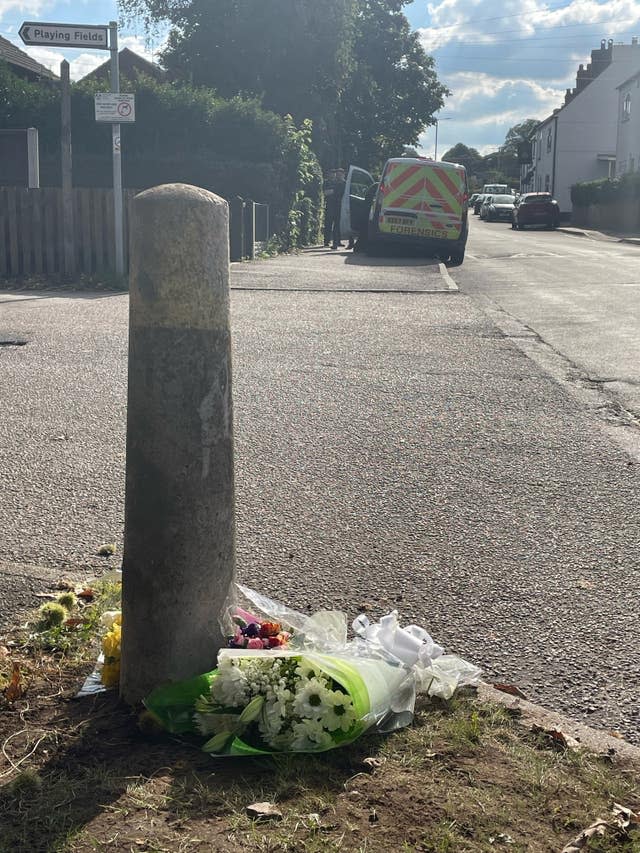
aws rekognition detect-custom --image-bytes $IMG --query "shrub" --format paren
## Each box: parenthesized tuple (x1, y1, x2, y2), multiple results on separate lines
(571, 172, 640, 206)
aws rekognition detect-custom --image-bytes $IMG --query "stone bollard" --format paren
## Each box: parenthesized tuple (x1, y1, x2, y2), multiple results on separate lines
(120, 183, 235, 705)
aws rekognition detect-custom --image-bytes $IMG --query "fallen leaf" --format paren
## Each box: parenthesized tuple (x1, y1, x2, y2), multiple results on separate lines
(561, 819, 612, 852)
(246, 802, 283, 822)
(361, 757, 385, 772)
(577, 578, 596, 590)
(493, 682, 527, 699)
(4, 663, 24, 701)
(77, 588, 95, 602)
(64, 618, 89, 629)
(531, 725, 580, 751)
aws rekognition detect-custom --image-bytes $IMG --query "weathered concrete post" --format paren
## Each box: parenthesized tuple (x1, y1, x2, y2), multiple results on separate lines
(120, 183, 235, 705)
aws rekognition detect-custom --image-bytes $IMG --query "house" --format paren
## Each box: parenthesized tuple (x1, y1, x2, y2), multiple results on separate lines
(530, 39, 640, 215)
(0, 34, 58, 82)
(616, 70, 640, 175)
(78, 47, 166, 84)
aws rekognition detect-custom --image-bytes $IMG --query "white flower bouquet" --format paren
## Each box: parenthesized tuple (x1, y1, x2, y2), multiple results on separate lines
(144, 586, 480, 756)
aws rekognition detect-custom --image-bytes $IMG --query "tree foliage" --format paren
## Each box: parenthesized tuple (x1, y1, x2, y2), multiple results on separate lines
(336, 0, 448, 171)
(119, 0, 354, 122)
(441, 143, 484, 175)
(118, 0, 448, 171)
(500, 118, 539, 156)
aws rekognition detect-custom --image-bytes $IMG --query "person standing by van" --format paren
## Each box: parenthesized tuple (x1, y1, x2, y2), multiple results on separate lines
(322, 169, 336, 246)
(326, 167, 347, 249)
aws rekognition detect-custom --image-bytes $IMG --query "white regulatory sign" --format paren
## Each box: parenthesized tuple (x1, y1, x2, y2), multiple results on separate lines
(95, 93, 136, 123)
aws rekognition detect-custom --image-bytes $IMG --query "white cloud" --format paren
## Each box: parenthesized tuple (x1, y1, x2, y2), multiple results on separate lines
(418, 0, 640, 153)
(0, 0, 48, 17)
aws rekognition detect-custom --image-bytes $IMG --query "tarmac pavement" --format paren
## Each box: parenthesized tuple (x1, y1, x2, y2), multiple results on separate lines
(1, 248, 639, 744)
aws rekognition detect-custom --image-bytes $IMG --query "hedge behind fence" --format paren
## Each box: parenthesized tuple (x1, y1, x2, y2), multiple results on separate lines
(0, 63, 323, 248)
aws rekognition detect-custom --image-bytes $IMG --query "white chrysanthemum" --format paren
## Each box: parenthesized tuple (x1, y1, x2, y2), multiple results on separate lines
(293, 677, 333, 719)
(211, 663, 249, 707)
(295, 658, 320, 680)
(290, 718, 334, 751)
(258, 700, 286, 739)
(320, 690, 357, 733)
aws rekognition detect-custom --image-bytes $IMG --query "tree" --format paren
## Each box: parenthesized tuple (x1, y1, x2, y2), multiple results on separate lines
(119, 0, 354, 126)
(118, 0, 448, 171)
(441, 143, 483, 175)
(501, 119, 539, 157)
(335, 0, 448, 171)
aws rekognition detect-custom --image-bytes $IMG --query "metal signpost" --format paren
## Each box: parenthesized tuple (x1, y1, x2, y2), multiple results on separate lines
(20, 19, 132, 276)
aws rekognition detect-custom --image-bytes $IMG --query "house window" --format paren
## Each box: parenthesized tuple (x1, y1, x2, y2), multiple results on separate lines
(630, 157, 636, 172)
(547, 129, 552, 152)
(545, 174, 550, 191)
(623, 92, 632, 120)
(537, 135, 541, 160)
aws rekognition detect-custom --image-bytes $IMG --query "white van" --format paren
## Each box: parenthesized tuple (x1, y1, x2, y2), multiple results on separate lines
(341, 158, 469, 264)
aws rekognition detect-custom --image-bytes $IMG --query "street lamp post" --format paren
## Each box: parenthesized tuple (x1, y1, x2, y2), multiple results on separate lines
(433, 117, 452, 161)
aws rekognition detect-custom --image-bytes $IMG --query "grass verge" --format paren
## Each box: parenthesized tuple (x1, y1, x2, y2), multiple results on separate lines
(1, 581, 639, 852)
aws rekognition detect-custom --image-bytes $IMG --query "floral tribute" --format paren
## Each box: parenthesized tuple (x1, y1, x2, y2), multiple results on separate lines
(193, 653, 359, 754)
(100, 611, 122, 688)
(228, 606, 291, 650)
(142, 585, 482, 756)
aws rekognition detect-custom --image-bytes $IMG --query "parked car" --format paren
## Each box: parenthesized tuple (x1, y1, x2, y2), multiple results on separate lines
(469, 192, 480, 207)
(512, 192, 560, 230)
(344, 157, 469, 264)
(480, 193, 516, 222)
(473, 194, 486, 215)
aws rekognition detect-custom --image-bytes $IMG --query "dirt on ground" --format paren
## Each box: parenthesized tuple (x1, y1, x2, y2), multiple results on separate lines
(1, 639, 639, 853)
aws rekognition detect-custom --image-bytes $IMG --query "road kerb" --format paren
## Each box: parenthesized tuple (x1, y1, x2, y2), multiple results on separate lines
(438, 262, 459, 291)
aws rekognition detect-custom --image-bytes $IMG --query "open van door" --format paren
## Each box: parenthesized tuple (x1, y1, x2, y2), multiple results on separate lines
(340, 165, 375, 239)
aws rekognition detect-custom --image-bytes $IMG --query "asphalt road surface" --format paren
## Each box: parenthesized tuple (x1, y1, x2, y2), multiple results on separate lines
(1, 228, 639, 744)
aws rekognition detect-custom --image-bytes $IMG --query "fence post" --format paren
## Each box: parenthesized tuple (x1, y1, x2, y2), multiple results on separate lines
(120, 183, 235, 704)
(243, 200, 256, 260)
(229, 196, 245, 261)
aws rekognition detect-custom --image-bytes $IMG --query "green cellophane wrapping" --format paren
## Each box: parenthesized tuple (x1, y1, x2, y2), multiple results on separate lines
(144, 651, 403, 755)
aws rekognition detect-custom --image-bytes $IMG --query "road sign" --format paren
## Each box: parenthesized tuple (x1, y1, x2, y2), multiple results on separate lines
(95, 93, 136, 123)
(19, 22, 109, 50)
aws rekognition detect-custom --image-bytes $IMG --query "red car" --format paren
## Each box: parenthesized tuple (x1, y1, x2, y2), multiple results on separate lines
(512, 193, 560, 230)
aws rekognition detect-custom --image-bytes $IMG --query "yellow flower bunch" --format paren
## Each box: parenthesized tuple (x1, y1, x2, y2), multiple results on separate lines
(101, 613, 122, 688)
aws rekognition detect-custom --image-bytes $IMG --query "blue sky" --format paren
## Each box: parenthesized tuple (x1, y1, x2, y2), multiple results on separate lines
(3, 0, 640, 158)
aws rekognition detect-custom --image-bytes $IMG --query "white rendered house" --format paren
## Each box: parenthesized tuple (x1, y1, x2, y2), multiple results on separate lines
(532, 39, 640, 215)
(616, 70, 640, 175)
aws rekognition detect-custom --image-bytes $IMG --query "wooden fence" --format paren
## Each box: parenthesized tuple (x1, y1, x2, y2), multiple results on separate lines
(0, 187, 136, 278)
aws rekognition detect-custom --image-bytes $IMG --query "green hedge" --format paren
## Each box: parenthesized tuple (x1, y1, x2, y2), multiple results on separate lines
(0, 63, 322, 248)
(571, 172, 640, 206)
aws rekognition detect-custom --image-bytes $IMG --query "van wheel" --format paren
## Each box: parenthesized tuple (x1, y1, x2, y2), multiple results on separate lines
(448, 249, 465, 266)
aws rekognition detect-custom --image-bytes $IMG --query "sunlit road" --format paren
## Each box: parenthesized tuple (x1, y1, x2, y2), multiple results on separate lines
(457, 217, 640, 421)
